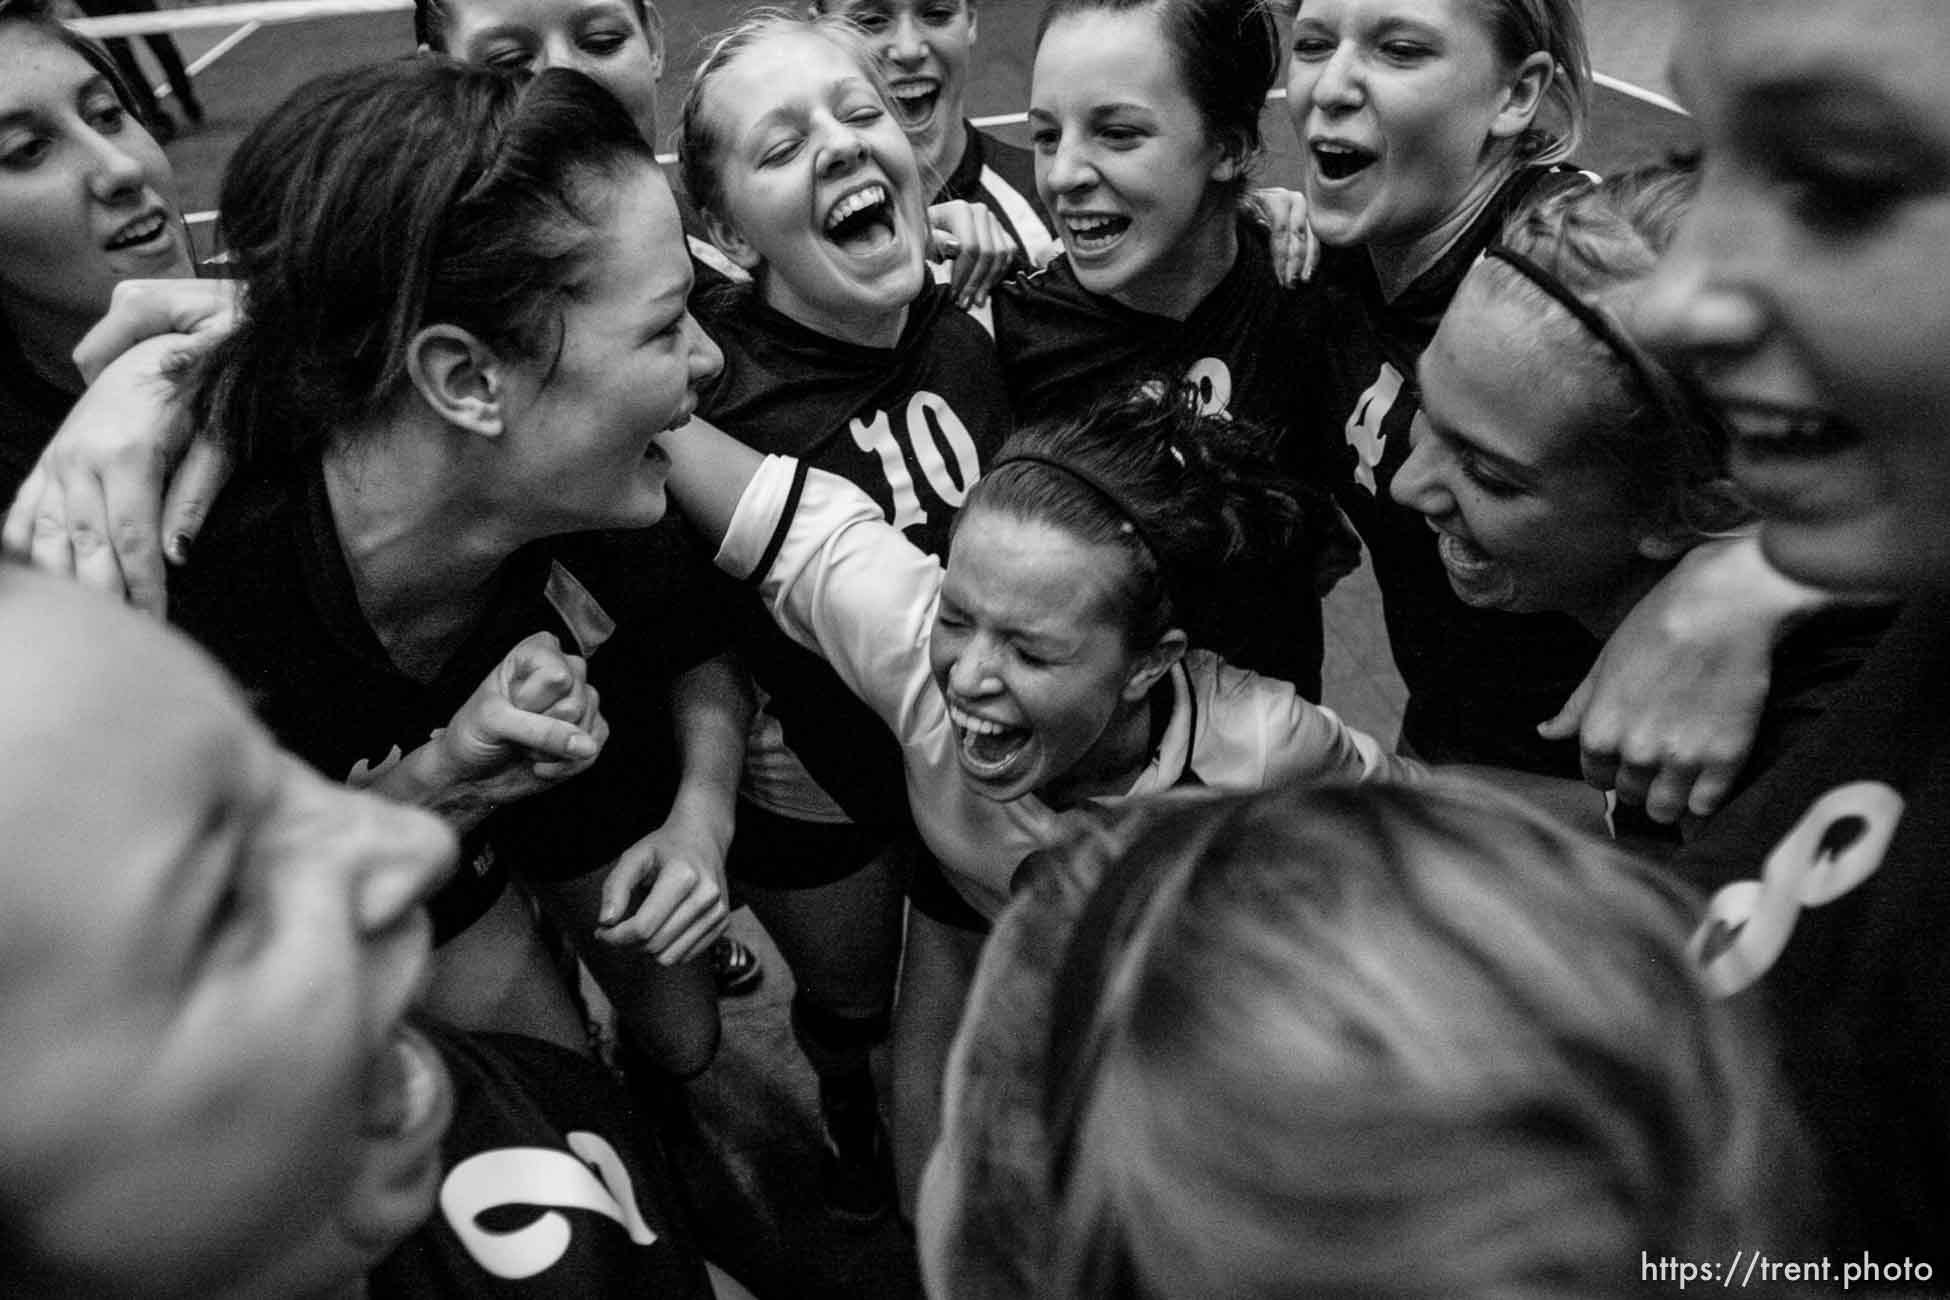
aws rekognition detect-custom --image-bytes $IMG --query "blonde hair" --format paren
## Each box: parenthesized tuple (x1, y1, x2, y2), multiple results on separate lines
(677, 8, 901, 221)
(1478, 160, 1749, 544)
(929, 780, 1806, 1299)
(1473, 0, 1590, 164)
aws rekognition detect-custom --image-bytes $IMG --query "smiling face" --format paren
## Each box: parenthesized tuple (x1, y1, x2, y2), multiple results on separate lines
(1028, 4, 1237, 318)
(1287, 0, 1537, 251)
(0, 24, 192, 350)
(930, 508, 1169, 807)
(1641, 0, 1950, 595)
(438, 0, 664, 144)
(497, 163, 722, 533)
(698, 27, 928, 347)
(0, 570, 458, 1296)
(819, 0, 976, 188)
(1390, 271, 1666, 628)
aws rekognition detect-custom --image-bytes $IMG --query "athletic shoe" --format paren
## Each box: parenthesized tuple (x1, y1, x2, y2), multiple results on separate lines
(819, 1074, 893, 1225)
(709, 935, 764, 998)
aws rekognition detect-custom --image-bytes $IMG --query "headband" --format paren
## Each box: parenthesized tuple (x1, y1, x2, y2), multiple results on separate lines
(989, 451, 1168, 573)
(1480, 243, 1703, 439)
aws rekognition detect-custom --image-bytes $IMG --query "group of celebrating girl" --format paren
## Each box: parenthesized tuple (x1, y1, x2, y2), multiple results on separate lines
(1, 0, 1945, 1293)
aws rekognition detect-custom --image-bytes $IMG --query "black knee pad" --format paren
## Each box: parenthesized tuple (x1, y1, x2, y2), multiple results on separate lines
(616, 1021, 720, 1085)
(791, 996, 892, 1057)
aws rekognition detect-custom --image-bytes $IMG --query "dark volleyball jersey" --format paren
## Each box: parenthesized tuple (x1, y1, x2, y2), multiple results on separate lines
(1611, 604, 1892, 849)
(368, 1022, 714, 1298)
(992, 217, 1335, 697)
(168, 463, 727, 938)
(1673, 591, 1950, 1275)
(1303, 164, 1601, 772)
(933, 122, 1058, 269)
(0, 328, 77, 505)
(694, 278, 1010, 825)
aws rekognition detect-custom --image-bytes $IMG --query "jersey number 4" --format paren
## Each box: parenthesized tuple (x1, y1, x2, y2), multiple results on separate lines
(1345, 362, 1404, 496)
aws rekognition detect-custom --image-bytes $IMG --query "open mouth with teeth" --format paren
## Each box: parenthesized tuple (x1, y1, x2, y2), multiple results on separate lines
(825, 183, 900, 256)
(947, 701, 1033, 781)
(1435, 530, 1495, 582)
(361, 1019, 451, 1147)
(1311, 141, 1377, 183)
(106, 211, 168, 252)
(1431, 527, 1513, 607)
(1720, 402, 1863, 461)
(890, 81, 941, 129)
(1063, 213, 1131, 253)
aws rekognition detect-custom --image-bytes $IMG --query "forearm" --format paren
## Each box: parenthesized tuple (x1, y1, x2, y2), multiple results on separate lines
(1647, 532, 1835, 646)
(368, 740, 499, 833)
(662, 652, 753, 852)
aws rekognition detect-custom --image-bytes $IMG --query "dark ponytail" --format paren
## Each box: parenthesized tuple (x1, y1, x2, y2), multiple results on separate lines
(962, 382, 1308, 655)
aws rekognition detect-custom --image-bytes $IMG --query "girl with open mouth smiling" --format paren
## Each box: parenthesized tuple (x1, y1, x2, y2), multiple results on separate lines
(0, 566, 763, 1297)
(0, 2, 193, 506)
(43, 57, 756, 1119)
(675, 11, 1017, 1222)
(1289, 0, 1607, 779)
(992, 0, 1346, 704)
(655, 382, 1418, 1216)
(811, 0, 1061, 269)
(1632, 0, 1950, 1266)
(1391, 164, 1887, 844)
(1288, 0, 1834, 827)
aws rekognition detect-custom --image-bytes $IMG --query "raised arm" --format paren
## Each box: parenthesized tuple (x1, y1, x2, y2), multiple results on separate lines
(655, 417, 767, 550)
(660, 418, 947, 740)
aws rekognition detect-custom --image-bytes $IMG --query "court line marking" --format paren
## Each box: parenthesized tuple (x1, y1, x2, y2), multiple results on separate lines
(1593, 71, 1688, 118)
(153, 19, 261, 105)
(71, 0, 411, 39)
(187, 19, 261, 75)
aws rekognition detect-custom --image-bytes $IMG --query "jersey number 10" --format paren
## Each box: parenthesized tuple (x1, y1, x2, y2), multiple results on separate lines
(850, 390, 985, 534)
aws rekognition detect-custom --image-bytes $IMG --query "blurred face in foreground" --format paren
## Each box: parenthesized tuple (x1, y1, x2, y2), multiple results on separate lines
(0, 570, 459, 1296)
(1644, 0, 1950, 594)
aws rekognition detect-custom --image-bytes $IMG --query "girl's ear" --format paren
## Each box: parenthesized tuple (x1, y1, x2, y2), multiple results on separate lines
(1208, 130, 1247, 187)
(407, 324, 509, 438)
(702, 208, 764, 272)
(1637, 480, 1747, 561)
(1488, 50, 1555, 142)
(1121, 628, 1188, 704)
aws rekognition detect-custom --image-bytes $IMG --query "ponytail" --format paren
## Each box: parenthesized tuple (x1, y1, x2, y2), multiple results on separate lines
(962, 382, 1310, 654)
